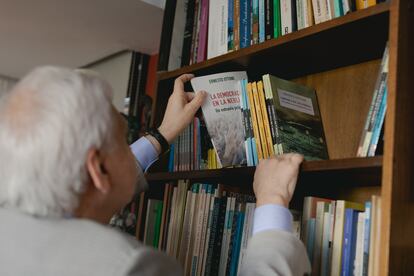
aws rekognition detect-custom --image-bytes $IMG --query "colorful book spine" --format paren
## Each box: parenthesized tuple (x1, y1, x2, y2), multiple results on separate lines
(341, 209, 359, 276)
(367, 85, 388, 156)
(257, 81, 274, 156)
(273, 0, 281, 38)
(229, 210, 245, 276)
(252, 0, 259, 44)
(240, 0, 251, 48)
(228, 0, 235, 51)
(246, 82, 263, 160)
(259, 0, 265, 42)
(197, 0, 209, 63)
(333, 0, 344, 17)
(265, 0, 274, 39)
(362, 202, 372, 276)
(234, 0, 241, 50)
(252, 82, 269, 158)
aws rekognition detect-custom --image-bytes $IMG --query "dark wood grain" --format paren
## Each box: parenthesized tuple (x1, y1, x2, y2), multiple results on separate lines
(379, 0, 414, 274)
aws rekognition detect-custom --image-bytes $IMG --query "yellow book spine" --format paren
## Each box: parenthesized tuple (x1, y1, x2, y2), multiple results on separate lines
(257, 81, 274, 156)
(246, 82, 263, 160)
(252, 82, 269, 158)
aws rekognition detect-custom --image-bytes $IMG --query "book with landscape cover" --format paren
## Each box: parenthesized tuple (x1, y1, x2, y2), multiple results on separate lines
(263, 74, 329, 160)
(191, 72, 248, 167)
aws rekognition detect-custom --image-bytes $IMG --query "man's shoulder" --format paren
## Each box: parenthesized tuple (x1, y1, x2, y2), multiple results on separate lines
(0, 208, 170, 276)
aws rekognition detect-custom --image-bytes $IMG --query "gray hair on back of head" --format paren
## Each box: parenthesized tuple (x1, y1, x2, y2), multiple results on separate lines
(0, 66, 114, 217)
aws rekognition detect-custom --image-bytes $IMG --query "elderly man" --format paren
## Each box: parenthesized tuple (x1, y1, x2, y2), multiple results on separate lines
(0, 66, 310, 275)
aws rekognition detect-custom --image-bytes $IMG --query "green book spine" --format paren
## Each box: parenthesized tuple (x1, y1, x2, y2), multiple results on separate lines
(273, 0, 281, 38)
(153, 202, 163, 248)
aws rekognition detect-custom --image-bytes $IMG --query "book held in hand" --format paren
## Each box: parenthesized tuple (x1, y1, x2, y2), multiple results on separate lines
(191, 72, 248, 167)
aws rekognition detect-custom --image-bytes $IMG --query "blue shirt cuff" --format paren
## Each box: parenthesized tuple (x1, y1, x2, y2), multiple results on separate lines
(253, 204, 293, 235)
(130, 137, 159, 172)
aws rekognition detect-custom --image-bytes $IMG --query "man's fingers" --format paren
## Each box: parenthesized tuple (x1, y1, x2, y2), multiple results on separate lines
(186, 92, 195, 101)
(174, 74, 195, 93)
(185, 90, 207, 114)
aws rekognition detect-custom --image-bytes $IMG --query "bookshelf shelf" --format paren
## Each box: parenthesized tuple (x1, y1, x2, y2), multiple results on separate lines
(145, 156, 382, 187)
(157, 3, 389, 81)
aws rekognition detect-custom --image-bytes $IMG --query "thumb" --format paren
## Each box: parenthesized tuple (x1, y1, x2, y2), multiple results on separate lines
(185, 90, 207, 114)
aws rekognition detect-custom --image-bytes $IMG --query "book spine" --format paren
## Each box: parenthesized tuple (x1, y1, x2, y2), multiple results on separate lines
(204, 197, 221, 276)
(306, 0, 315, 27)
(240, 0, 251, 48)
(191, 185, 207, 275)
(291, 0, 298, 31)
(367, 87, 387, 157)
(190, 0, 201, 64)
(312, 202, 327, 275)
(168, 0, 188, 71)
(246, 82, 263, 160)
(296, 0, 304, 30)
(312, 0, 324, 24)
(184, 184, 200, 275)
(197, 0, 209, 62)
(153, 201, 163, 248)
(362, 202, 372, 276)
(331, 201, 345, 276)
(210, 197, 228, 276)
(201, 195, 216, 276)
(158, 0, 178, 70)
(197, 188, 212, 275)
(252, 82, 269, 158)
(257, 81, 274, 156)
(259, 0, 265, 42)
(234, 0, 241, 50)
(228, 0, 235, 51)
(321, 210, 332, 276)
(341, 209, 354, 276)
(225, 208, 239, 276)
(181, 0, 196, 66)
(265, 0, 274, 40)
(230, 210, 245, 276)
(306, 218, 316, 263)
(262, 75, 280, 154)
(252, 0, 259, 44)
(178, 190, 193, 264)
(239, 80, 252, 166)
(354, 212, 366, 276)
(273, 0, 281, 38)
(333, 0, 344, 17)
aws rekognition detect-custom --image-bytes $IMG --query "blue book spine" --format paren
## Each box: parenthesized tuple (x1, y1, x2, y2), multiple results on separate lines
(243, 79, 258, 165)
(306, 218, 316, 263)
(368, 87, 387, 156)
(259, 0, 265, 42)
(228, 0, 234, 50)
(334, 0, 344, 17)
(168, 144, 175, 172)
(230, 212, 245, 276)
(342, 209, 358, 276)
(240, 0, 251, 48)
(362, 202, 371, 276)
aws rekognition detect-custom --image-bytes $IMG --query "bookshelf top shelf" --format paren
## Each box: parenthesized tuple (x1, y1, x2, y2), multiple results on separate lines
(157, 3, 389, 82)
(145, 156, 383, 188)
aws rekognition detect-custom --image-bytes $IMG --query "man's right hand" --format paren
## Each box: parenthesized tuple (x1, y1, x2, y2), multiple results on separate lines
(253, 154, 304, 208)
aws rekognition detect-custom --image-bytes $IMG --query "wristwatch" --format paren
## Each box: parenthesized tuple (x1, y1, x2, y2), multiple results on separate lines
(147, 128, 170, 155)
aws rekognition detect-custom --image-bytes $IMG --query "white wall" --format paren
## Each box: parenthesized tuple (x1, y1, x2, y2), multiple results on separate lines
(0, 76, 17, 97)
(87, 51, 132, 112)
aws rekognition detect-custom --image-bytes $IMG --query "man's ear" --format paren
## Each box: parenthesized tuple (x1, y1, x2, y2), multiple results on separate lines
(86, 148, 111, 194)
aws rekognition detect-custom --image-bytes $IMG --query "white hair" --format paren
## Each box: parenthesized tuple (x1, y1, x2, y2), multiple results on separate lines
(0, 66, 114, 217)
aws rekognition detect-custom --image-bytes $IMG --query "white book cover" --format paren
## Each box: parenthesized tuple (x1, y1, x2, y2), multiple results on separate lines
(168, 0, 188, 71)
(280, 0, 293, 35)
(191, 72, 248, 167)
(207, 0, 228, 59)
(354, 212, 366, 276)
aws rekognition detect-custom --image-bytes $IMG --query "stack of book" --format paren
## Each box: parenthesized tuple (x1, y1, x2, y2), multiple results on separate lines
(158, 0, 382, 70)
(302, 195, 382, 276)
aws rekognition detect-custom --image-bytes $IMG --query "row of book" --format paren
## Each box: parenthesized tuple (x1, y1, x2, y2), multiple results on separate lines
(356, 44, 389, 157)
(159, 0, 382, 71)
(302, 195, 382, 276)
(112, 181, 300, 276)
(167, 118, 221, 172)
(191, 71, 329, 168)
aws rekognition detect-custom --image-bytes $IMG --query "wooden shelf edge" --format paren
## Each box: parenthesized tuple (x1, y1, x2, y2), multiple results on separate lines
(157, 3, 390, 81)
(145, 156, 383, 182)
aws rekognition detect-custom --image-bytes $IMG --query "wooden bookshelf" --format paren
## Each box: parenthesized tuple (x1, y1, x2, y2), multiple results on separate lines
(150, 1, 414, 274)
(146, 156, 382, 185)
